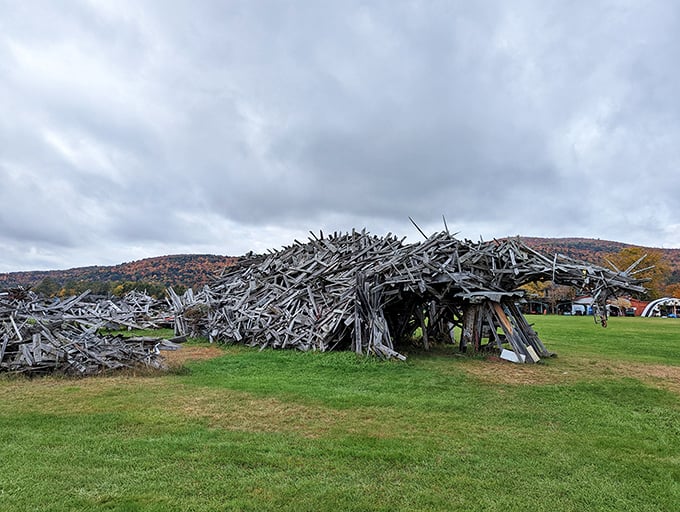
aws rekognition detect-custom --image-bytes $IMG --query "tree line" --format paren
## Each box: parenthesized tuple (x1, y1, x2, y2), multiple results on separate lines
(30, 277, 186, 299)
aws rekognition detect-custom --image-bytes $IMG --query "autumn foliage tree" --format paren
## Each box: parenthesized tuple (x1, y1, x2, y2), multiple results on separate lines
(664, 282, 680, 298)
(602, 247, 670, 300)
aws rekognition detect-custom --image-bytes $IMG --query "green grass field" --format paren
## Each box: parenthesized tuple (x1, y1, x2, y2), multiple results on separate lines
(1, 316, 679, 511)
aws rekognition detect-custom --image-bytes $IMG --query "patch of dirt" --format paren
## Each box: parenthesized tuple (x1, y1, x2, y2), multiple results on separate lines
(462, 358, 564, 386)
(170, 390, 353, 438)
(462, 356, 680, 394)
(604, 361, 680, 394)
(162, 345, 225, 367)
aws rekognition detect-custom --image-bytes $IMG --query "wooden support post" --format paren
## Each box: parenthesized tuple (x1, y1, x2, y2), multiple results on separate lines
(416, 307, 429, 350)
(460, 304, 482, 353)
(505, 301, 553, 357)
(473, 304, 484, 352)
(490, 301, 534, 362)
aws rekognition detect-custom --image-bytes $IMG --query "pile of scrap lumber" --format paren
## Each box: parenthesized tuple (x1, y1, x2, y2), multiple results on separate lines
(0, 288, 172, 331)
(171, 230, 647, 362)
(0, 288, 181, 375)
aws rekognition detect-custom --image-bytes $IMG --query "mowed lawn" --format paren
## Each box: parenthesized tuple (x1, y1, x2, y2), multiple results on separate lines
(1, 316, 679, 511)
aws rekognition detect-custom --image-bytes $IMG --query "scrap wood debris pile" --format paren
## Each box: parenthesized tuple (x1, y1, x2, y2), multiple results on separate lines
(0, 288, 181, 375)
(170, 230, 647, 362)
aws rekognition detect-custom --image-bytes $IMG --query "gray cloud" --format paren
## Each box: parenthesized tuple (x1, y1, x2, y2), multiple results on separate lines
(1, 0, 679, 272)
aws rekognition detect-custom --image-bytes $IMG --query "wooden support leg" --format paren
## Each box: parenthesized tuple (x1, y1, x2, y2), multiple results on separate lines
(490, 301, 533, 362)
(460, 304, 481, 353)
(505, 302, 553, 357)
(416, 307, 430, 351)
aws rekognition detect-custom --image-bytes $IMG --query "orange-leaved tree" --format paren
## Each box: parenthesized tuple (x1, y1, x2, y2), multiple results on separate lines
(664, 282, 680, 298)
(602, 247, 670, 300)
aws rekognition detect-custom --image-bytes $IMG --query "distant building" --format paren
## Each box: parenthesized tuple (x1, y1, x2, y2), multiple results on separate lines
(627, 298, 649, 317)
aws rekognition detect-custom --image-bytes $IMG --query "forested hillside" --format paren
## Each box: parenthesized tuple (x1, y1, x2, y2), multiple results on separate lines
(0, 254, 237, 292)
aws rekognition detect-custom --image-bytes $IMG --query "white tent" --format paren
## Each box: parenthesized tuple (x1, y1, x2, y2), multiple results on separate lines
(641, 297, 680, 317)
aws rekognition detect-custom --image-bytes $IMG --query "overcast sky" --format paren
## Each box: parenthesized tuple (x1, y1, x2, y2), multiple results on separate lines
(1, 0, 679, 272)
